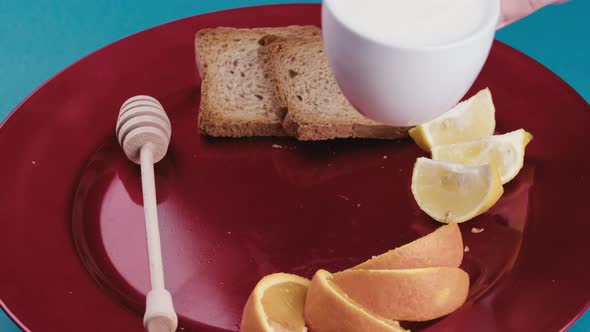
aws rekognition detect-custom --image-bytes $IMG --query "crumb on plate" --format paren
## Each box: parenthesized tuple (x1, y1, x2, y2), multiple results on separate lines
(338, 194, 350, 201)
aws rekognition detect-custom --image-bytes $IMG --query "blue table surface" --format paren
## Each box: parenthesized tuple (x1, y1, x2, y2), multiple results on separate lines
(0, 1, 588, 331)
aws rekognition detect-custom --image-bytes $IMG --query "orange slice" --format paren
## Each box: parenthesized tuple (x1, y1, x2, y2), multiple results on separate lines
(304, 269, 408, 332)
(241, 273, 310, 332)
(333, 268, 469, 322)
(353, 223, 464, 270)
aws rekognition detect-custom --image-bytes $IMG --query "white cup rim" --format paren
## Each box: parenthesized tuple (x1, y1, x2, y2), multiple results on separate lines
(322, 0, 501, 51)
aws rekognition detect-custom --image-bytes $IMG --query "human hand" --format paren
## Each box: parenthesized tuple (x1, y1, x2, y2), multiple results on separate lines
(499, 0, 566, 28)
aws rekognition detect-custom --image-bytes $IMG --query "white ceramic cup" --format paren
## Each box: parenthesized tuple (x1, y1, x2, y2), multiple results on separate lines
(321, 0, 501, 126)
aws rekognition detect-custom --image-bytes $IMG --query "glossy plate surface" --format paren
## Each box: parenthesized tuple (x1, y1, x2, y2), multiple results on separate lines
(0, 4, 588, 332)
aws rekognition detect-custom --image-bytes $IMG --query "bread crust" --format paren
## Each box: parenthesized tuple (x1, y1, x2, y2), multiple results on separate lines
(195, 26, 320, 137)
(262, 35, 410, 140)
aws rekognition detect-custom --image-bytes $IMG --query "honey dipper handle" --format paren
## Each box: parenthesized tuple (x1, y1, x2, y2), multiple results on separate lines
(139, 143, 178, 332)
(140, 143, 166, 290)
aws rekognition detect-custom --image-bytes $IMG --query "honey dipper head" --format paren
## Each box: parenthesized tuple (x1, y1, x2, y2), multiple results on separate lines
(116, 95, 171, 164)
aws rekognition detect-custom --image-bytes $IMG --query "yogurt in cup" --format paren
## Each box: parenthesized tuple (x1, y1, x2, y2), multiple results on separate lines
(322, 0, 501, 126)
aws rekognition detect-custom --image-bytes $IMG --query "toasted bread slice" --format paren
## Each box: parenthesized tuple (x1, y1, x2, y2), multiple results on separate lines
(195, 26, 320, 137)
(262, 36, 409, 141)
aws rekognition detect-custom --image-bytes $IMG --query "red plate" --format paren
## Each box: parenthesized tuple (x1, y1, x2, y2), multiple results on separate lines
(0, 4, 588, 332)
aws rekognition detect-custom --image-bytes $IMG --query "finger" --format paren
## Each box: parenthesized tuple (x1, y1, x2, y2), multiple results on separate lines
(529, 0, 562, 11)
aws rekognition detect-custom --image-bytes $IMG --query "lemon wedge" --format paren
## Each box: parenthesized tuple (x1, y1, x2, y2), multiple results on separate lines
(241, 273, 310, 332)
(411, 157, 503, 223)
(409, 88, 496, 152)
(432, 129, 533, 184)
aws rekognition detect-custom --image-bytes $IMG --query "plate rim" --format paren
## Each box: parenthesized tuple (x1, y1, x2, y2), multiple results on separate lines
(0, 3, 589, 331)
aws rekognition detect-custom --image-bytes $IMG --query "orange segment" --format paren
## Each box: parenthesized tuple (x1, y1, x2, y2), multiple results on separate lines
(353, 223, 463, 270)
(332, 268, 469, 322)
(304, 270, 408, 332)
(241, 273, 310, 332)
(242, 215, 470, 331)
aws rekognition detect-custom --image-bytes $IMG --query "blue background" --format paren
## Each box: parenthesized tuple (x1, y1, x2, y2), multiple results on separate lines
(0, 1, 588, 331)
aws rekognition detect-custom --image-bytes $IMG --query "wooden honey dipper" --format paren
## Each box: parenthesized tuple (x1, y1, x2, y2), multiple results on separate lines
(116, 96, 177, 332)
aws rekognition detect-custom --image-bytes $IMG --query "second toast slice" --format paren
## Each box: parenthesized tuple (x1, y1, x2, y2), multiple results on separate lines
(263, 35, 409, 141)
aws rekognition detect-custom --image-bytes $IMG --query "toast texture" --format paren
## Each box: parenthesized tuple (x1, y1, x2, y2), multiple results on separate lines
(263, 36, 409, 141)
(195, 26, 321, 137)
